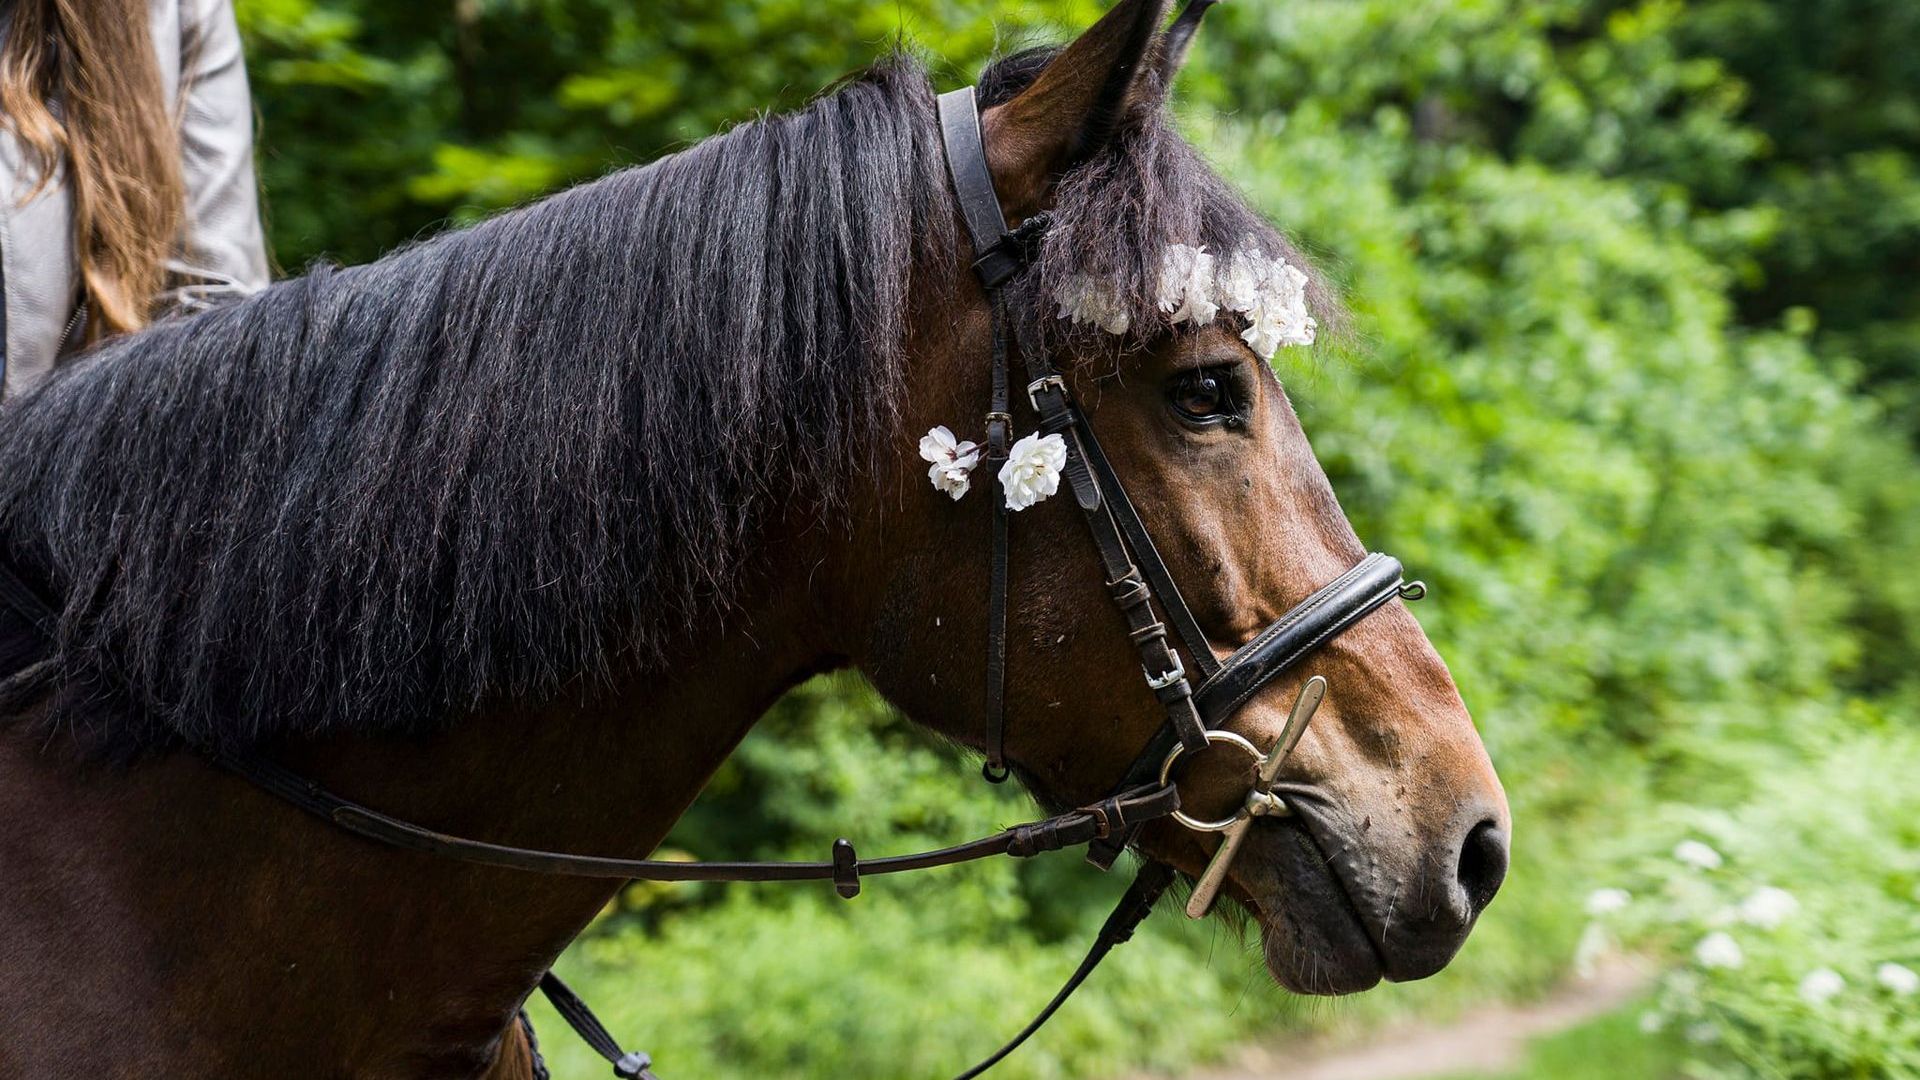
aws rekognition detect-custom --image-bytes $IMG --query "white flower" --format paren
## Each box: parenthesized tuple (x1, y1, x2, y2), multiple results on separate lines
(1586, 888, 1632, 916)
(1638, 1011, 1666, 1034)
(1876, 962, 1919, 996)
(918, 425, 980, 501)
(1156, 244, 1218, 325)
(1216, 247, 1266, 312)
(1674, 840, 1723, 870)
(1217, 247, 1316, 357)
(1054, 274, 1131, 335)
(1694, 931, 1744, 969)
(1798, 967, 1845, 1004)
(1738, 886, 1800, 929)
(998, 432, 1067, 511)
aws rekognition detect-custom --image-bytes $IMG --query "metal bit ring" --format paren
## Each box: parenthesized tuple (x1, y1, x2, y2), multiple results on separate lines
(1157, 730, 1265, 833)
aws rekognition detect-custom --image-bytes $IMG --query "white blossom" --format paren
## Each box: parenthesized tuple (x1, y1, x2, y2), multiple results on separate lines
(1054, 274, 1131, 335)
(1798, 967, 1845, 1004)
(1218, 247, 1316, 357)
(1638, 1011, 1666, 1034)
(1694, 931, 1744, 969)
(1156, 244, 1218, 325)
(918, 425, 980, 501)
(1738, 886, 1800, 929)
(1586, 888, 1632, 916)
(1054, 239, 1318, 354)
(999, 432, 1067, 511)
(1674, 839, 1723, 870)
(1877, 962, 1919, 996)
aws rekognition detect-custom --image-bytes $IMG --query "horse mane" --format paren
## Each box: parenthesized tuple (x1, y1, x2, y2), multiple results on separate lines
(0, 47, 1328, 752)
(0, 57, 951, 748)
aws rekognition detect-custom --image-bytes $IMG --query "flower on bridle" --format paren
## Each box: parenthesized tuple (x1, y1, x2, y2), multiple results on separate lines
(1054, 238, 1318, 358)
(999, 432, 1067, 511)
(918, 425, 980, 500)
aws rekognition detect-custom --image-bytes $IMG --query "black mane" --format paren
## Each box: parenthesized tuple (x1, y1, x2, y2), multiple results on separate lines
(0, 49, 1324, 751)
(0, 58, 951, 747)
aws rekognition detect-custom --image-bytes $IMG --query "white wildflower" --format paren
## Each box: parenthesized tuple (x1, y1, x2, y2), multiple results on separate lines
(998, 432, 1067, 511)
(1738, 886, 1800, 929)
(1674, 839, 1723, 870)
(918, 425, 981, 501)
(1798, 967, 1845, 1005)
(1876, 962, 1919, 996)
(1054, 274, 1131, 335)
(1586, 888, 1632, 916)
(1694, 931, 1744, 969)
(1156, 243, 1218, 325)
(1638, 1011, 1666, 1034)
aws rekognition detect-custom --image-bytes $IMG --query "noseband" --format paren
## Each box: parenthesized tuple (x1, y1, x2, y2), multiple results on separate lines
(0, 85, 1420, 1080)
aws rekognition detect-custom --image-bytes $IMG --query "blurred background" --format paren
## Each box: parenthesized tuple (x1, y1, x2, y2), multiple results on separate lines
(237, 1, 1920, 1076)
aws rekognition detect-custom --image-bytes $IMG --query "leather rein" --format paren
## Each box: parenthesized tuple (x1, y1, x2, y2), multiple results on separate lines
(0, 85, 1420, 1080)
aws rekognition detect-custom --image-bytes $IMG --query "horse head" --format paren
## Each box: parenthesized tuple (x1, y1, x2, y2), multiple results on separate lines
(848, 0, 1510, 995)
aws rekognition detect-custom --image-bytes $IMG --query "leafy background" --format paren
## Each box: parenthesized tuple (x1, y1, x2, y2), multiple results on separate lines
(234, 1, 1920, 1076)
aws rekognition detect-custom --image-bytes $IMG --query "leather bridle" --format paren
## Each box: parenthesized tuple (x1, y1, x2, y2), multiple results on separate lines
(0, 85, 1422, 1080)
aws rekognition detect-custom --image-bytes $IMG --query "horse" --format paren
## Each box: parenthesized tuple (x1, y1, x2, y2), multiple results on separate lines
(0, 1, 1509, 1076)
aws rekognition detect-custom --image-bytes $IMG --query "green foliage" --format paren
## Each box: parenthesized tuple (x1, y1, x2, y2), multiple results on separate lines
(1591, 728, 1920, 1078)
(238, 0, 1101, 266)
(235, 2, 1920, 1077)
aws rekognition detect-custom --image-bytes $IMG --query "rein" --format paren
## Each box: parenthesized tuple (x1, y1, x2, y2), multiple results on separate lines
(0, 83, 1421, 1080)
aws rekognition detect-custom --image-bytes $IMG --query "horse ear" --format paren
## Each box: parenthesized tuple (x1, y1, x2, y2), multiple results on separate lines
(1156, 0, 1219, 89)
(980, 0, 1172, 217)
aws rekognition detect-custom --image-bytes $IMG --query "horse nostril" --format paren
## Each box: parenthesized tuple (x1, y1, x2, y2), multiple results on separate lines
(1456, 819, 1509, 914)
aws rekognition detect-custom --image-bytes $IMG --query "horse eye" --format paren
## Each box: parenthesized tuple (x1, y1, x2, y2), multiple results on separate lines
(1169, 368, 1235, 422)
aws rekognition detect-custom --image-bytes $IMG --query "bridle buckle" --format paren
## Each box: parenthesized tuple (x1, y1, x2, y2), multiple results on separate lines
(1142, 656, 1186, 692)
(1027, 373, 1067, 411)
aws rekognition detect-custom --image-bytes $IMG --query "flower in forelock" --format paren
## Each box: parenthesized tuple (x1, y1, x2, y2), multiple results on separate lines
(1798, 967, 1845, 1005)
(999, 432, 1067, 511)
(1674, 839, 1723, 870)
(1218, 247, 1316, 358)
(1737, 885, 1799, 929)
(1156, 243, 1218, 326)
(1054, 274, 1131, 335)
(918, 425, 980, 501)
(1693, 931, 1743, 970)
(1877, 962, 1919, 996)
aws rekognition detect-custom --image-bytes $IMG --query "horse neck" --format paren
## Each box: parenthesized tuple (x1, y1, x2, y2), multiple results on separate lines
(0, 568, 840, 1077)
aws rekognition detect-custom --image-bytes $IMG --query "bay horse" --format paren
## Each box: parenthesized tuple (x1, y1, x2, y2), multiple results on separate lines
(0, 1, 1508, 1076)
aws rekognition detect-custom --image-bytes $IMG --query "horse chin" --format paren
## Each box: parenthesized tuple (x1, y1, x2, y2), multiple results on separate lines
(1233, 821, 1385, 996)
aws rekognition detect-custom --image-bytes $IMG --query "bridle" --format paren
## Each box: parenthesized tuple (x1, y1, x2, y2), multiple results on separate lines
(0, 85, 1421, 1080)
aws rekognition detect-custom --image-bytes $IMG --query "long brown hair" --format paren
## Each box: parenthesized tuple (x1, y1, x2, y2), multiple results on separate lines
(1, 0, 184, 343)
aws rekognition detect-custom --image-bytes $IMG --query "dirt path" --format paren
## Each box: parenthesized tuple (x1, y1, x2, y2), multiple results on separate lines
(1158, 959, 1650, 1080)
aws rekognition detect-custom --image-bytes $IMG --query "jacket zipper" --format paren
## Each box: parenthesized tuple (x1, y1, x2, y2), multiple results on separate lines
(57, 298, 86, 355)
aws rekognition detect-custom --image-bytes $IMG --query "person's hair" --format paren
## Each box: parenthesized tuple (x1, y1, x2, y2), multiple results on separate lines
(0, 0, 184, 343)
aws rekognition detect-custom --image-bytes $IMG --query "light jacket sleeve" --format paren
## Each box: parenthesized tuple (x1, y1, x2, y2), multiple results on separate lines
(163, 0, 269, 312)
